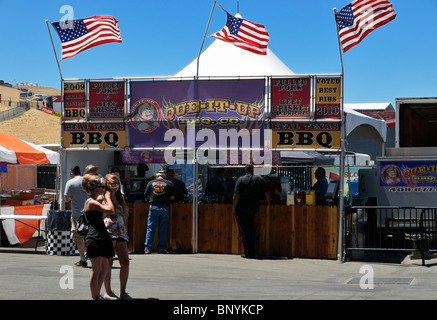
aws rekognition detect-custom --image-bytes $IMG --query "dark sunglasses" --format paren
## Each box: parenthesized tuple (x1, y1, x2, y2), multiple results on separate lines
(109, 181, 120, 187)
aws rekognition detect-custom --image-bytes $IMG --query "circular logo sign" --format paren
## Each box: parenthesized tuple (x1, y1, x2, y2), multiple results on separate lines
(130, 98, 162, 133)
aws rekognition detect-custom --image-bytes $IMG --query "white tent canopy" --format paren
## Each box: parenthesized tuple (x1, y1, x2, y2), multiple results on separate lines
(174, 39, 294, 78)
(345, 102, 394, 112)
(280, 151, 335, 165)
(344, 105, 386, 142)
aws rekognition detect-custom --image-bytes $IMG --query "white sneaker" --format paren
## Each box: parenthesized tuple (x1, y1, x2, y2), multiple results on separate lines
(103, 292, 119, 300)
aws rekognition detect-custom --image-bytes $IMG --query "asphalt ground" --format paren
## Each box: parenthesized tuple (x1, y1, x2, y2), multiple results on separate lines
(0, 241, 436, 318)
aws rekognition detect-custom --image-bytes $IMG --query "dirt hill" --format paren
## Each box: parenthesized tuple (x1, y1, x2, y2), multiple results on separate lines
(14, 85, 61, 97)
(0, 85, 61, 145)
(0, 85, 22, 103)
(1, 108, 61, 144)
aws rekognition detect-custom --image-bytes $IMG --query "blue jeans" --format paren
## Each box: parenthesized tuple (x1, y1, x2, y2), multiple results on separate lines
(144, 204, 169, 252)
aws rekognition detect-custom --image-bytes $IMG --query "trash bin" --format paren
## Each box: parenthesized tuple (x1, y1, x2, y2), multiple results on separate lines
(46, 210, 75, 256)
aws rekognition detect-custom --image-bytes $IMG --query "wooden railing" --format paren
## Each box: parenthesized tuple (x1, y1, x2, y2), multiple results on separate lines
(126, 203, 338, 259)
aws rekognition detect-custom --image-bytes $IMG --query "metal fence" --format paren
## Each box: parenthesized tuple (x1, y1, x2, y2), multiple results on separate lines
(270, 165, 313, 190)
(345, 206, 437, 265)
(0, 102, 27, 120)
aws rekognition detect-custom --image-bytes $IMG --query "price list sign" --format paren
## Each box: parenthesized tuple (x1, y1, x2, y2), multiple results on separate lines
(315, 77, 341, 119)
(270, 77, 311, 119)
(63, 82, 86, 120)
(89, 81, 125, 120)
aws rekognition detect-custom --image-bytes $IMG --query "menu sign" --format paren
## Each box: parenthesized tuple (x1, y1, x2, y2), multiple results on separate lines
(63, 82, 86, 120)
(63, 122, 126, 148)
(271, 121, 341, 149)
(315, 77, 341, 119)
(270, 77, 311, 119)
(89, 81, 125, 120)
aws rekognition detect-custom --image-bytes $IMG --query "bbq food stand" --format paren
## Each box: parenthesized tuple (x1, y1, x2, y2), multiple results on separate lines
(59, 74, 344, 260)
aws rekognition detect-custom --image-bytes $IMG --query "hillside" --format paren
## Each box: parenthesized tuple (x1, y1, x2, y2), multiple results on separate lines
(14, 85, 61, 97)
(0, 85, 61, 107)
(0, 108, 61, 144)
(0, 85, 61, 144)
(0, 85, 22, 104)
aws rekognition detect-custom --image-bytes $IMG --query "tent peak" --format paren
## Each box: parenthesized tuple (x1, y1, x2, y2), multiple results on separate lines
(175, 39, 294, 78)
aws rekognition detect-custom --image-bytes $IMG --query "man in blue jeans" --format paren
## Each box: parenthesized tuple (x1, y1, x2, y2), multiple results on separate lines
(144, 171, 175, 254)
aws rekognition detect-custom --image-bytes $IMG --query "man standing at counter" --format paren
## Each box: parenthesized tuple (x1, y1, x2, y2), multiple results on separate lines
(311, 167, 328, 206)
(233, 164, 270, 259)
(144, 171, 175, 254)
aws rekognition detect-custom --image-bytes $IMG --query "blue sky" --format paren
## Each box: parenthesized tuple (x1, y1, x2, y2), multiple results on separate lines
(1, 0, 436, 107)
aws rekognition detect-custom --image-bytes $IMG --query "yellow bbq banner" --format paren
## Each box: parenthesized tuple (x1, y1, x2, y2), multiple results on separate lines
(271, 122, 341, 149)
(63, 123, 126, 148)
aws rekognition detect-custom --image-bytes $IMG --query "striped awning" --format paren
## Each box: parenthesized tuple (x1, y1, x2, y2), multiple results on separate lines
(0, 132, 59, 164)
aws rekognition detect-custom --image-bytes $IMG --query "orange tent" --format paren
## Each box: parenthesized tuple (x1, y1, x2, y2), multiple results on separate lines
(0, 204, 49, 245)
(0, 131, 58, 164)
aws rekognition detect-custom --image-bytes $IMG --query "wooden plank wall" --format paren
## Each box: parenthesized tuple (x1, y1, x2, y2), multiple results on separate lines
(126, 202, 193, 254)
(126, 203, 338, 259)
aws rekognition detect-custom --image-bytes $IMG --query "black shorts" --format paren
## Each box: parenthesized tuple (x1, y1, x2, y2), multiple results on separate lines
(85, 239, 115, 259)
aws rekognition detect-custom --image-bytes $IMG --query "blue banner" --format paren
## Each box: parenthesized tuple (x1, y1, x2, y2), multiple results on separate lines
(380, 161, 437, 187)
(129, 79, 266, 148)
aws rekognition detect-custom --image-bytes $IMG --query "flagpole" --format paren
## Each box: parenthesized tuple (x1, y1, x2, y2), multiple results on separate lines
(334, 8, 346, 263)
(196, 1, 217, 79)
(45, 20, 63, 80)
(191, 1, 217, 253)
(45, 19, 64, 211)
(333, 9, 344, 76)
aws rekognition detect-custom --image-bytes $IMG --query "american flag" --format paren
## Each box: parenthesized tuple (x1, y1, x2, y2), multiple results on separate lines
(336, 0, 396, 53)
(211, 10, 269, 55)
(52, 15, 122, 60)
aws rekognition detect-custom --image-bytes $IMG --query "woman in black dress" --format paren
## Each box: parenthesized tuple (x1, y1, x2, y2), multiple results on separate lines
(81, 174, 115, 300)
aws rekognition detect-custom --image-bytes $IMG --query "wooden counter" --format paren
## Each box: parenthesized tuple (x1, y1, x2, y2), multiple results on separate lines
(126, 203, 338, 259)
(126, 202, 193, 254)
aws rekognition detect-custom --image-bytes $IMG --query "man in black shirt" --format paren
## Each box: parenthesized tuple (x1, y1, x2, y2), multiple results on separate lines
(144, 171, 175, 254)
(233, 164, 270, 258)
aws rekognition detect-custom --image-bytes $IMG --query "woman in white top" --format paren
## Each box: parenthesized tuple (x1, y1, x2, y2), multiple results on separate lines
(102, 173, 132, 300)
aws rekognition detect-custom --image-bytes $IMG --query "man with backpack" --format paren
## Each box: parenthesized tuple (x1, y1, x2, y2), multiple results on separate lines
(144, 171, 175, 254)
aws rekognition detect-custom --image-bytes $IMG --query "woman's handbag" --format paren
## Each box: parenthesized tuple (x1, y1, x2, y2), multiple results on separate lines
(77, 212, 89, 236)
